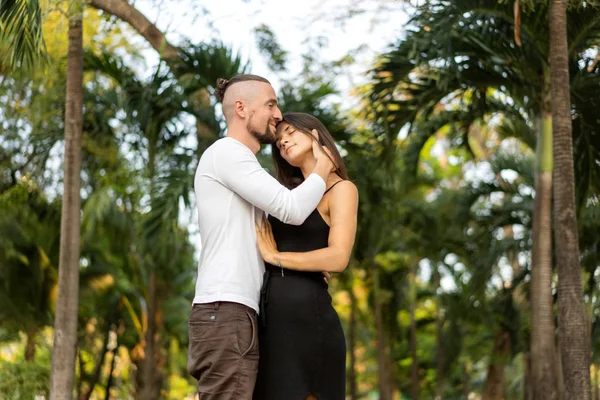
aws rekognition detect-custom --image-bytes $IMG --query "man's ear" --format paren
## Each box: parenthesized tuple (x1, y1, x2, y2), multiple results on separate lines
(234, 100, 246, 118)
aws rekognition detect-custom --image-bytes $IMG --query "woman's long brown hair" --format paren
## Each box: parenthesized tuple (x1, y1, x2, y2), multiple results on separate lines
(272, 112, 348, 189)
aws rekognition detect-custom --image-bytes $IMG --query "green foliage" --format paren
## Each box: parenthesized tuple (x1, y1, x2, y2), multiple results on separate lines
(253, 24, 288, 72)
(0, 181, 59, 338)
(0, 0, 47, 70)
(369, 0, 600, 206)
(0, 359, 50, 399)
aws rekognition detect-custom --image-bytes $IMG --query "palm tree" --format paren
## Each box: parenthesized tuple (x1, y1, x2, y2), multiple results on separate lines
(549, 0, 591, 397)
(85, 55, 189, 399)
(401, 141, 536, 398)
(0, 181, 60, 362)
(368, 1, 600, 396)
(347, 136, 403, 400)
(49, 1, 84, 398)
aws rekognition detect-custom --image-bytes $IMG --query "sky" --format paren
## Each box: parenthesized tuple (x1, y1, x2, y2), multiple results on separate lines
(134, 0, 410, 95)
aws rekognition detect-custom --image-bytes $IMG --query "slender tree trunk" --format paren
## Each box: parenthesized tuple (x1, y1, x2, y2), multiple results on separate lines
(409, 263, 419, 400)
(134, 161, 164, 400)
(373, 267, 393, 400)
(348, 269, 358, 400)
(550, 1, 591, 398)
(50, 5, 84, 399)
(25, 324, 37, 361)
(482, 330, 510, 400)
(556, 341, 566, 400)
(104, 348, 117, 400)
(530, 95, 558, 399)
(136, 272, 161, 400)
(433, 268, 444, 400)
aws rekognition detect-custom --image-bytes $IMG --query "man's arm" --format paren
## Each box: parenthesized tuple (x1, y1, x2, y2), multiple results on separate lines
(258, 181, 359, 272)
(214, 141, 328, 225)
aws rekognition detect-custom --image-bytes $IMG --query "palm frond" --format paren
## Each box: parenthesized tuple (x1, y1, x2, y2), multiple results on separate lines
(142, 152, 195, 244)
(173, 40, 248, 95)
(496, 111, 537, 150)
(0, 0, 46, 71)
(570, 68, 600, 208)
(567, 3, 600, 54)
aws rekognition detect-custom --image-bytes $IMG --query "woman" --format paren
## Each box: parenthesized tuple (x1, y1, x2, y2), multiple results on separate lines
(253, 112, 359, 400)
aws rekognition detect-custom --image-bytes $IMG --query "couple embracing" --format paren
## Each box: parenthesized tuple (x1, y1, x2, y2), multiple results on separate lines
(188, 74, 358, 400)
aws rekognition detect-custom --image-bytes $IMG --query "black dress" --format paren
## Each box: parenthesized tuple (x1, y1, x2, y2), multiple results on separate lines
(253, 207, 346, 400)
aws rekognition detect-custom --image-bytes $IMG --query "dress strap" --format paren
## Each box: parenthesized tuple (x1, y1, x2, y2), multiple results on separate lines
(324, 180, 346, 195)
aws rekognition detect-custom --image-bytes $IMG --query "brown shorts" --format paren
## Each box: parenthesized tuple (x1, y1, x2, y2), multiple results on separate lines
(187, 301, 259, 399)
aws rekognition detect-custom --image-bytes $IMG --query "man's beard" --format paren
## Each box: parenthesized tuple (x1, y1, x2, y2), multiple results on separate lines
(248, 118, 276, 144)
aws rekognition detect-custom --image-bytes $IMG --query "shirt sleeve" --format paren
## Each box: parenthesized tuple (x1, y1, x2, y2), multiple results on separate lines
(214, 140, 326, 225)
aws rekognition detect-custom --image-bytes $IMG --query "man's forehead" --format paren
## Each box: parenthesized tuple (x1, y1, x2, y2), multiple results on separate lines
(224, 80, 274, 102)
(260, 82, 277, 98)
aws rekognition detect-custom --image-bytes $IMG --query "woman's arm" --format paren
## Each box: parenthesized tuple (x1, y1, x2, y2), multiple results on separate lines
(256, 181, 359, 273)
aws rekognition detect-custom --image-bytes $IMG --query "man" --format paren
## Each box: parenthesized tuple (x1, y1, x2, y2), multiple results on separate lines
(187, 74, 334, 399)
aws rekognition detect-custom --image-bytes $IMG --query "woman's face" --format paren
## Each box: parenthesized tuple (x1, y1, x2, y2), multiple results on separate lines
(275, 122, 316, 167)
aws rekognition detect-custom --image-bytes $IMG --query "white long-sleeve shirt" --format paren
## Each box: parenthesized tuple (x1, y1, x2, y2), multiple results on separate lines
(192, 137, 326, 312)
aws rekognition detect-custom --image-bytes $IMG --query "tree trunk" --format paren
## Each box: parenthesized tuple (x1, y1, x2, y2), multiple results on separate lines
(556, 341, 566, 400)
(50, 6, 84, 399)
(89, 0, 178, 60)
(136, 272, 161, 400)
(530, 94, 558, 400)
(348, 270, 358, 400)
(549, 1, 591, 399)
(433, 268, 444, 400)
(482, 330, 510, 400)
(409, 263, 419, 400)
(25, 324, 37, 361)
(373, 267, 393, 400)
(104, 348, 117, 400)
